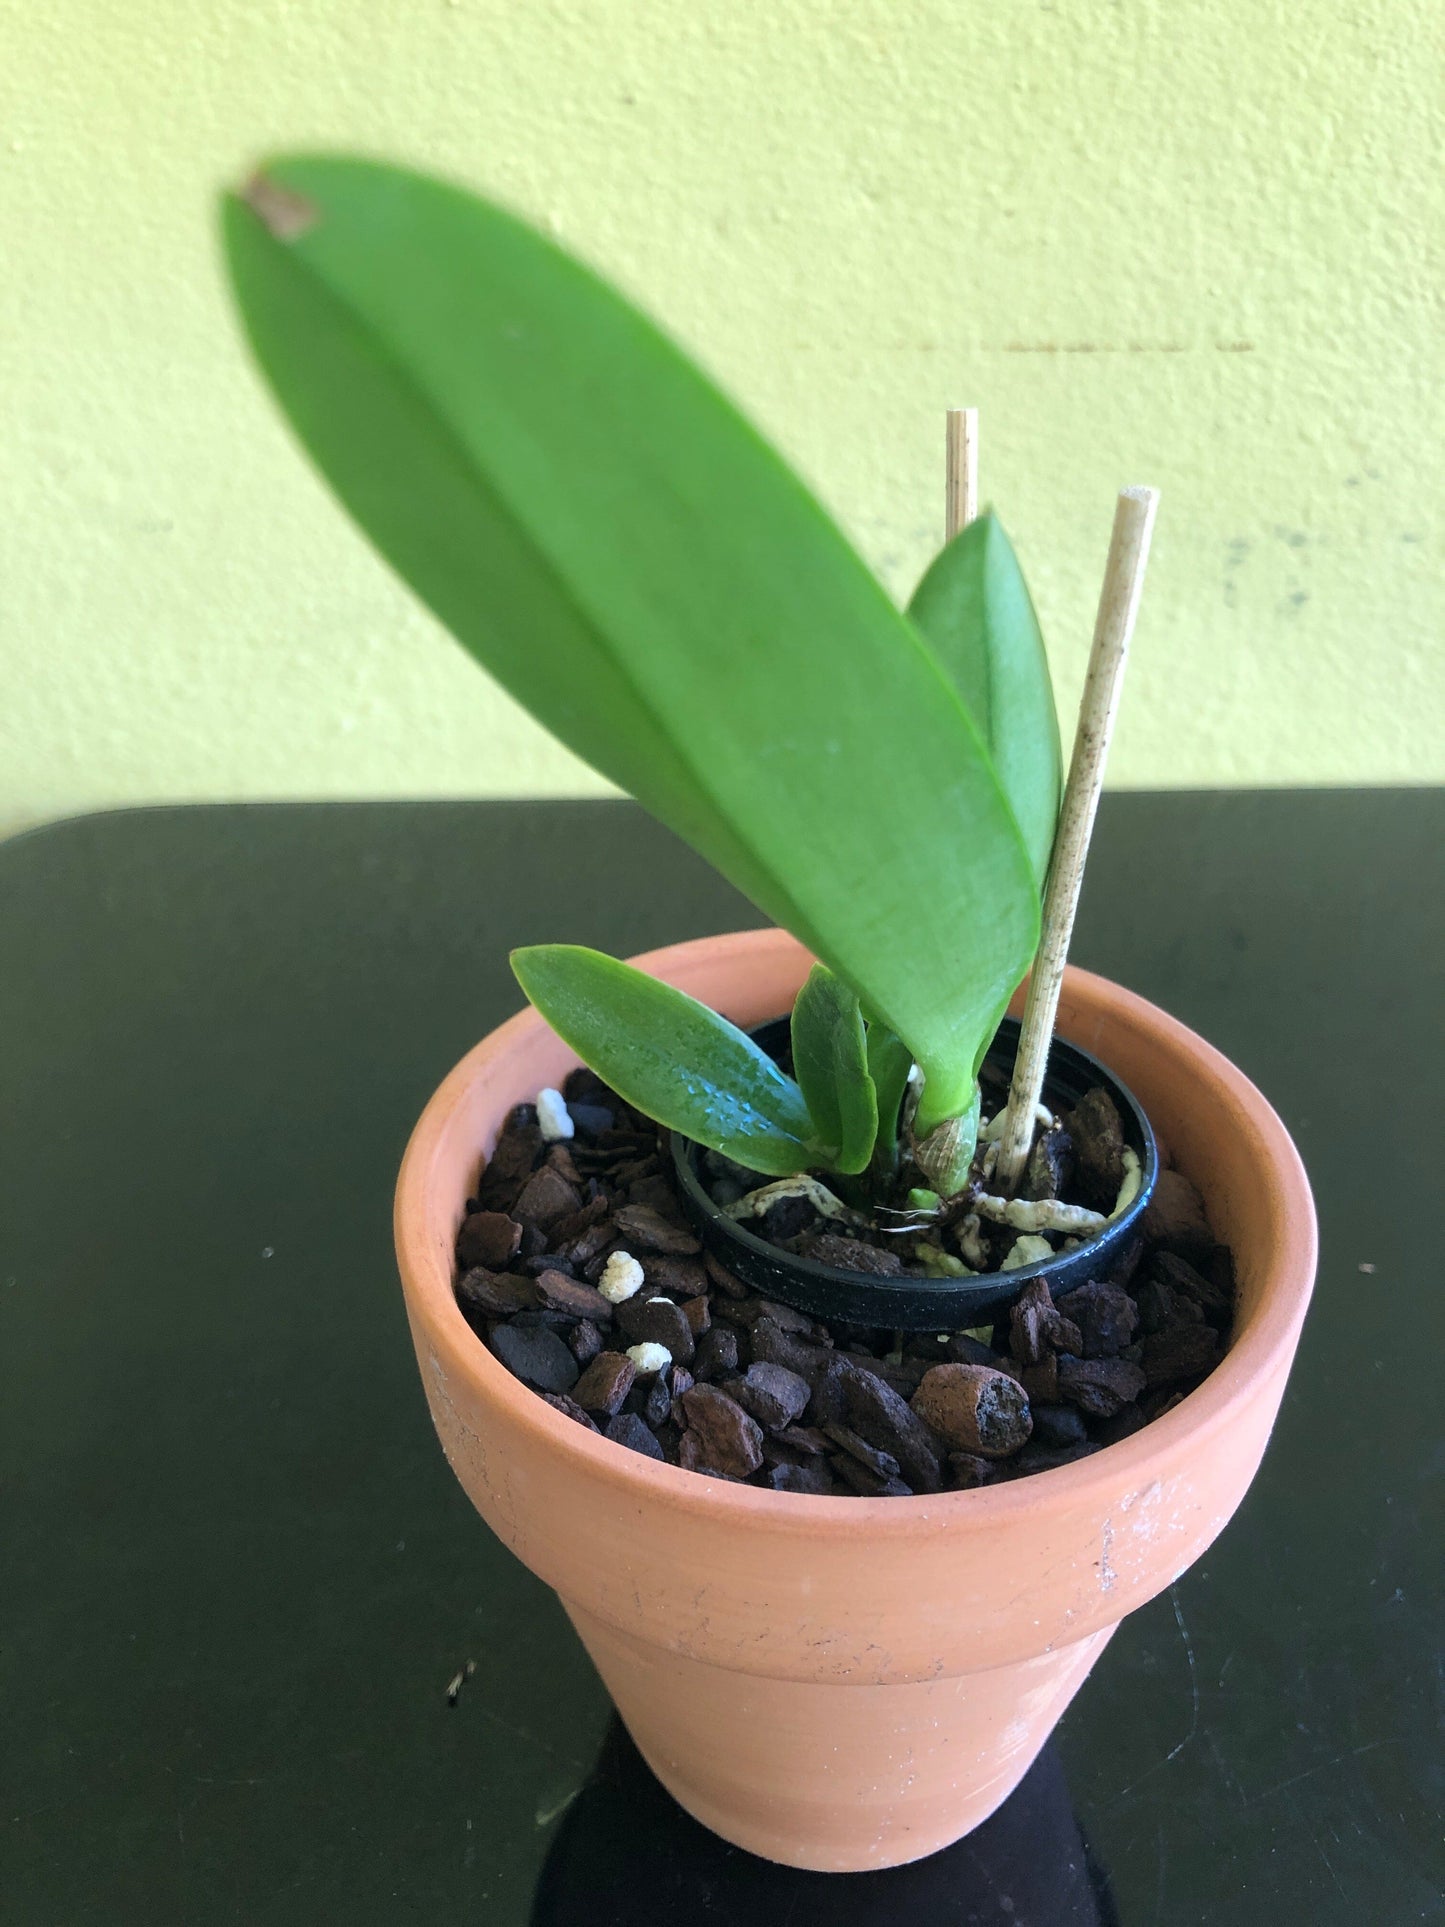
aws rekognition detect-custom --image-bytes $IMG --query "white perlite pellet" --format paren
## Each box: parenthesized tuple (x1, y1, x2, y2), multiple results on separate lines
(535, 1087, 575, 1142)
(598, 1251, 644, 1304)
(626, 1342, 672, 1376)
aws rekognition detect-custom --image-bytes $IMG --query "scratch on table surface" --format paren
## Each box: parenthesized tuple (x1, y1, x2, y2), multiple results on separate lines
(1314, 1831, 1348, 1901)
(1204, 1728, 1247, 1807)
(534, 1786, 581, 1828)
(1255, 1739, 1392, 1801)
(472, 1701, 589, 1774)
(1104, 1584, 1202, 1808)
(1164, 1585, 1200, 1766)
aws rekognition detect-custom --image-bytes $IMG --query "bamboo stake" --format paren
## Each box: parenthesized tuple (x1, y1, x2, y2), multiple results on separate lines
(945, 407, 979, 539)
(992, 485, 1160, 1194)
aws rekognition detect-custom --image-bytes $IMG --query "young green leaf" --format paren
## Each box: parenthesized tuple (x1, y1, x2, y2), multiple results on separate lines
(789, 966, 877, 1175)
(907, 511, 1062, 887)
(864, 1020, 914, 1169)
(222, 157, 1039, 1127)
(511, 945, 819, 1178)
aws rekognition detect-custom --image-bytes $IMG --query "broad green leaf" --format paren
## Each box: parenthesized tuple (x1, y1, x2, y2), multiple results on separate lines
(511, 944, 819, 1177)
(790, 965, 877, 1175)
(222, 157, 1038, 1116)
(865, 1020, 914, 1167)
(907, 512, 1062, 887)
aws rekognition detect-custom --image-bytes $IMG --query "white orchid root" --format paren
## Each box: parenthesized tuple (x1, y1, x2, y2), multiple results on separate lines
(1111, 1147, 1142, 1219)
(724, 1175, 862, 1226)
(971, 1191, 1109, 1237)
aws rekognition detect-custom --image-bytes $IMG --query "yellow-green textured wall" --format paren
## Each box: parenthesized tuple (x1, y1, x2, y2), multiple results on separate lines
(3, 1, 1441, 837)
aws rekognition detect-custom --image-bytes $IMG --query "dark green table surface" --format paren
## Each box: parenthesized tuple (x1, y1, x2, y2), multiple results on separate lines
(3, 794, 1442, 1926)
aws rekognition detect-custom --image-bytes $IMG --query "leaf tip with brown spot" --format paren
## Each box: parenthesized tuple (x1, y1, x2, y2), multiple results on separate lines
(240, 169, 319, 241)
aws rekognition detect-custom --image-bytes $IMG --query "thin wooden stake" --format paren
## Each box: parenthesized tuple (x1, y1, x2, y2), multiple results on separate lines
(945, 407, 979, 539)
(993, 485, 1160, 1194)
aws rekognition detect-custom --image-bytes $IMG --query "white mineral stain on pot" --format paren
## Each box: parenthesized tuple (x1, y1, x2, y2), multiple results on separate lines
(1121, 1477, 1165, 1544)
(1101, 1517, 1118, 1590)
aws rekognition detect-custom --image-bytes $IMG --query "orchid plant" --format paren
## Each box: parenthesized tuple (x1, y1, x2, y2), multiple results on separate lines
(223, 156, 1062, 1198)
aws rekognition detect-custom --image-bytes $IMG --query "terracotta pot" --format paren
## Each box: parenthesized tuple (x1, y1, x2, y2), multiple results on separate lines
(394, 930, 1316, 1872)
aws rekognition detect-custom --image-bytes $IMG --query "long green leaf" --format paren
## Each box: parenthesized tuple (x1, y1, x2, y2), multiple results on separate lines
(790, 965, 877, 1175)
(222, 157, 1038, 1113)
(511, 945, 819, 1177)
(907, 511, 1062, 886)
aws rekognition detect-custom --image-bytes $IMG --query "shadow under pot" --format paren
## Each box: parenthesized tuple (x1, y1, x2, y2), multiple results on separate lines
(669, 1013, 1159, 1331)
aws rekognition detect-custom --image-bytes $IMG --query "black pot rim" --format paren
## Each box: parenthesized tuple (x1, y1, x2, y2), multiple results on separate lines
(669, 1015, 1159, 1330)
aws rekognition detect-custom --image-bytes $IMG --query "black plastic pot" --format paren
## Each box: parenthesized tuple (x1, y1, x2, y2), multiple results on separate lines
(670, 1015, 1159, 1330)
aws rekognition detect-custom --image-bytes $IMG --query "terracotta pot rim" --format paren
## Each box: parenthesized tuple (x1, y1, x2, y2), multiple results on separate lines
(395, 931, 1317, 1536)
